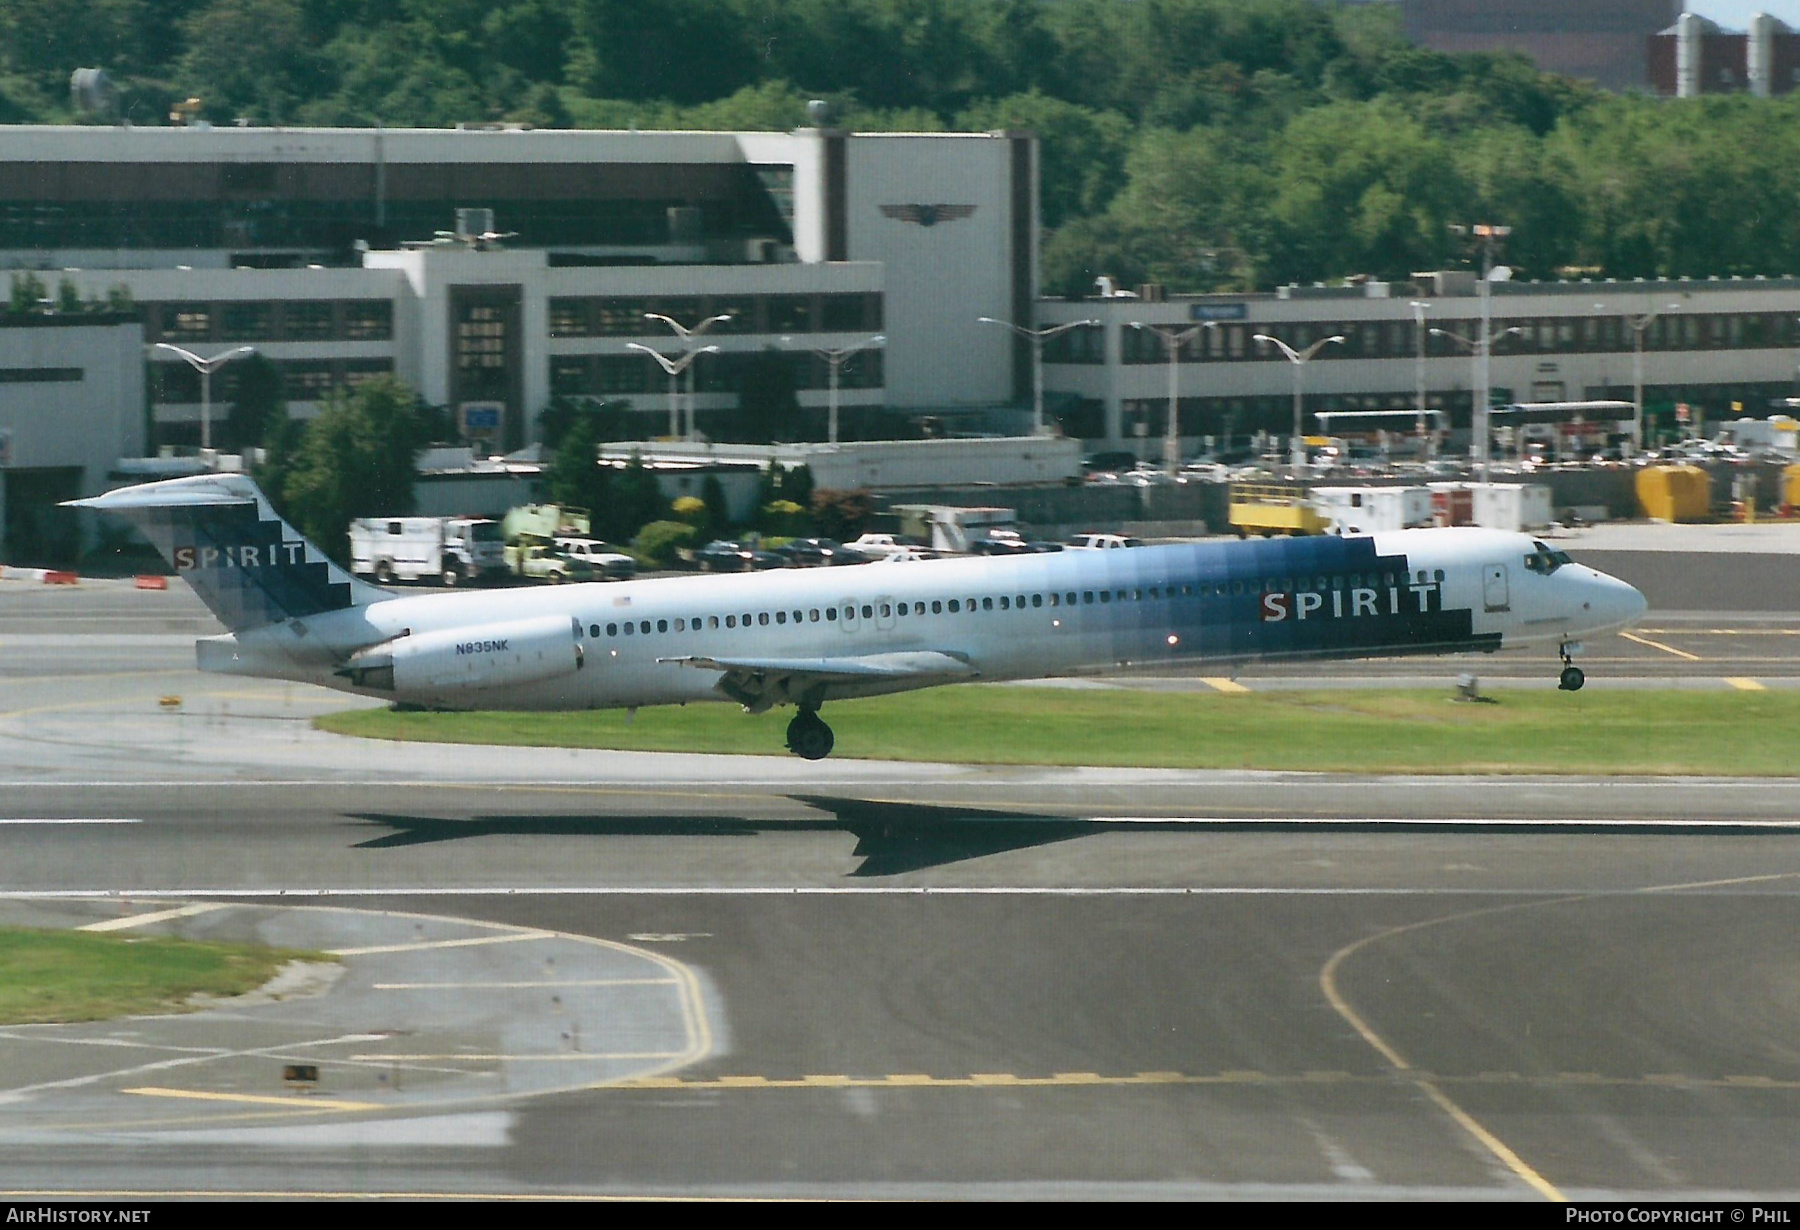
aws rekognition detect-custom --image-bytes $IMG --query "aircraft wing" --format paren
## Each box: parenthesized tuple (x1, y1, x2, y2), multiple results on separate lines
(658, 650, 977, 712)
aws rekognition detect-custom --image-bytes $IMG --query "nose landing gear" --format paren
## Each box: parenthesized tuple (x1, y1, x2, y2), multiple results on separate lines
(1558, 643, 1585, 692)
(786, 706, 835, 760)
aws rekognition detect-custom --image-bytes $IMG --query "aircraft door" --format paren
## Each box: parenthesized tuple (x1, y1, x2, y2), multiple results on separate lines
(838, 599, 860, 633)
(1482, 563, 1510, 612)
(874, 596, 897, 632)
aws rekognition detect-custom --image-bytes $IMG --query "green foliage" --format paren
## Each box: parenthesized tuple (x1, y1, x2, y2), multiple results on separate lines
(808, 487, 874, 540)
(670, 494, 710, 536)
(758, 498, 806, 536)
(630, 518, 698, 566)
(543, 408, 611, 512)
(277, 375, 429, 562)
(597, 450, 667, 542)
(8, 271, 44, 315)
(222, 351, 283, 452)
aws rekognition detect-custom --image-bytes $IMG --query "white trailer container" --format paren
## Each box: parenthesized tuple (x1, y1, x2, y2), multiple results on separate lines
(1469, 483, 1553, 532)
(350, 516, 507, 586)
(1310, 486, 1434, 535)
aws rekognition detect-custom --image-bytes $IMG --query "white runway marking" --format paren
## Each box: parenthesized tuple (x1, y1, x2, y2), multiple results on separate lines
(78, 902, 229, 932)
(0, 818, 141, 825)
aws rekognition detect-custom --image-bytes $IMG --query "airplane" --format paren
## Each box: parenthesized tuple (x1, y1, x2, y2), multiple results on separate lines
(68, 474, 1648, 760)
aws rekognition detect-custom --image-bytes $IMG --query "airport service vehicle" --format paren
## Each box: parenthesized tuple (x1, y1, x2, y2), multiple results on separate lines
(512, 541, 594, 584)
(554, 536, 637, 581)
(348, 516, 505, 587)
(70, 474, 1649, 761)
(694, 540, 786, 573)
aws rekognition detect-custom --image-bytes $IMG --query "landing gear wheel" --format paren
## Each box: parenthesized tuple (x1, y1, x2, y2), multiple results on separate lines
(786, 709, 835, 760)
(1559, 665, 1585, 692)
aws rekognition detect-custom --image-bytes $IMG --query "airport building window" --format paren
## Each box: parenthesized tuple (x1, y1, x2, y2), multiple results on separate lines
(162, 304, 212, 341)
(0, 367, 81, 383)
(550, 297, 595, 337)
(281, 301, 335, 340)
(220, 302, 273, 341)
(342, 300, 392, 340)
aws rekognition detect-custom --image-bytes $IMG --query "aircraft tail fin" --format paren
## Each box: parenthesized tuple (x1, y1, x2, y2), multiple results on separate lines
(66, 474, 389, 633)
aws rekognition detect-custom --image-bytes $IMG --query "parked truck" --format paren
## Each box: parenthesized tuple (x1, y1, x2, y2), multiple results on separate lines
(349, 516, 507, 587)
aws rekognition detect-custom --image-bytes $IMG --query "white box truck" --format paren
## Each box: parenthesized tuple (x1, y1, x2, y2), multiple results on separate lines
(1311, 486, 1434, 535)
(350, 516, 507, 587)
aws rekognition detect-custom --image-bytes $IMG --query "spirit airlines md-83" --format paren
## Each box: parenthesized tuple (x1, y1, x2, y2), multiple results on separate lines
(71, 474, 1647, 760)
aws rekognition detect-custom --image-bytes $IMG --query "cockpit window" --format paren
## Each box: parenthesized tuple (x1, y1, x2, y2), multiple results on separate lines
(1524, 542, 1574, 575)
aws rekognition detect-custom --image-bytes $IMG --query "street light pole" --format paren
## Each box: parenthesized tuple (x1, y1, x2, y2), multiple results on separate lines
(1429, 324, 1522, 482)
(783, 334, 885, 444)
(626, 342, 720, 438)
(1626, 302, 1681, 455)
(1252, 332, 1345, 472)
(977, 316, 1101, 436)
(152, 343, 256, 454)
(644, 312, 733, 442)
(1409, 300, 1431, 453)
(1128, 321, 1217, 475)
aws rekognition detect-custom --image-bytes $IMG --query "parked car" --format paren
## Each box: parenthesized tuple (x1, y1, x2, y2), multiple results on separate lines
(553, 536, 637, 581)
(694, 539, 787, 572)
(1066, 532, 1143, 550)
(968, 529, 1032, 556)
(776, 537, 852, 567)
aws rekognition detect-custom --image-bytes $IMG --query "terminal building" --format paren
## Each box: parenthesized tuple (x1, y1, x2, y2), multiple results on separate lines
(8, 120, 1800, 561)
(0, 123, 1037, 560)
(1039, 273, 1800, 456)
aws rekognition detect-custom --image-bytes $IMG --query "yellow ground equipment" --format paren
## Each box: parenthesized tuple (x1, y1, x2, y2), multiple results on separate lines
(1635, 465, 1710, 522)
(1228, 483, 1329, 537)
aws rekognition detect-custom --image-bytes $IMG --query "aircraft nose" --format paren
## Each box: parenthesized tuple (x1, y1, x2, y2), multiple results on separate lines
(1587, 570, 1647, 629)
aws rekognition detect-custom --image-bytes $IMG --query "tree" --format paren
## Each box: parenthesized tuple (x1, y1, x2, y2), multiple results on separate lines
(222, 352, 284, 453)
(543, 408, 612, 513)
(809, 488, 875, 540)
(596, 450, 667, 542)
(279, 376, 429, 562)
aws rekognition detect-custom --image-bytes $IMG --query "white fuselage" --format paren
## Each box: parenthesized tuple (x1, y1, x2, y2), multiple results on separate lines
(198, 528, 1648, 713)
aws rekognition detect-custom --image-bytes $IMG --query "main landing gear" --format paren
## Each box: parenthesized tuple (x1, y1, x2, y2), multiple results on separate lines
(786, 707, 835, 760)
(1558, 643, 1585, 692)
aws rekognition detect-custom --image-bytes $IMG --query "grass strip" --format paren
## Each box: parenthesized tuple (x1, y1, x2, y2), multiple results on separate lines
(316, 686, 1800, 776)
(0, 927, 325, 1025)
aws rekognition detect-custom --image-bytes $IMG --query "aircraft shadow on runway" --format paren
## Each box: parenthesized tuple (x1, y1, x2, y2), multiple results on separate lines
(346, 798, 1108, 877)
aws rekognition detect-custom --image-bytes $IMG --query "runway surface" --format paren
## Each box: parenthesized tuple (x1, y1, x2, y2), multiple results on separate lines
(2, 554, 1798, 1200)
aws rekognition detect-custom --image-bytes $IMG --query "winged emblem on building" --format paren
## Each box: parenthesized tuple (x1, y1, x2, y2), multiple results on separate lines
(879, 204, 977, 228)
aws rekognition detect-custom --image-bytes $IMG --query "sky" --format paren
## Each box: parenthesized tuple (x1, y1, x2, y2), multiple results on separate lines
(1686, 2, 1800, 26)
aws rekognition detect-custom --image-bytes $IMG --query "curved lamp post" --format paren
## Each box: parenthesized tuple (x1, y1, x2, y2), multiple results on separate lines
(151, 343, 256, 453)
(1252, 332, 1344, 471)
(977, 316, 1101, 437)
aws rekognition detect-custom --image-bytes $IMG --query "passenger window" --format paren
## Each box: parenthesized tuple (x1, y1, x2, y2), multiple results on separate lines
(777, 611, 787, 624)
(674, 618, 685, 632)
(1434, 570, 1445, 582)
(948, 599, 960, 613)
(1032, 594, 1043, 608)
(914, 602, 925, 615)
(999, 596, 1010, 610)
(709, 616, 720, 629)
(861, 605, 873, 620)
(810, 609, 820, 622)
(932, 600, 943, 613)
(1099, 591, 1111, 604)
(623, 623, 634, 635)
(880, 604, 890, 617)
(606, 623, 617, 636)
(825, 608, 836, 621)
(1066, 592, 1078, 605)
(588, 624, 599, 638)
(1083, 592, 1095, 604)
(641, 621, 651, 634)
(982, 597, 993, 611)
(657, 619, 667, 633)
(726, 615, 736, 628)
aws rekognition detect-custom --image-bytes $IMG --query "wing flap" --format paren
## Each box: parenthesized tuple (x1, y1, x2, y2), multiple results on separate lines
(657, 650, 977, 712)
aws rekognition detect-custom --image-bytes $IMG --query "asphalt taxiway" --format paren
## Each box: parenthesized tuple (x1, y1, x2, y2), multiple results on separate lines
(1, 552, 1798, 1200)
